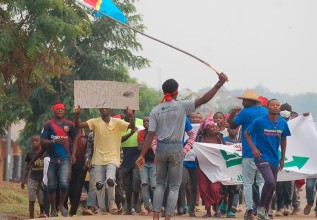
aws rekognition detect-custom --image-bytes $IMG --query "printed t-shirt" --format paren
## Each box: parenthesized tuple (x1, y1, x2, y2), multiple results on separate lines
(40, 119, 76, 158)
(25, 148, 45, 181)
(149, 100, 195, 142)
(247, 115, 291, 167)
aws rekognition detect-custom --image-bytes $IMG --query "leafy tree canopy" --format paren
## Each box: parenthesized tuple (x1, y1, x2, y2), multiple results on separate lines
(0, 0, 160, 151)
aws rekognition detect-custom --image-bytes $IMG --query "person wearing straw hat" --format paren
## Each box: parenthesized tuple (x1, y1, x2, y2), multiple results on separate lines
(135, 72, 228, 220)
(227, 89, 268, 220)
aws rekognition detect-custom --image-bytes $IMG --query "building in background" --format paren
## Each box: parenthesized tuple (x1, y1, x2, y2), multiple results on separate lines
(0, 122, 24, 182)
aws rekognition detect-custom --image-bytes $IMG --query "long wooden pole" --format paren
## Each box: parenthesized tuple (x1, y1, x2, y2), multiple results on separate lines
(77, 1, 222, 75)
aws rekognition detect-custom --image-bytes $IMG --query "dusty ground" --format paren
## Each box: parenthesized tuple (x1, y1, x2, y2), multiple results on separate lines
(1, 181, 317, 219)
(44, 187, 317, 220)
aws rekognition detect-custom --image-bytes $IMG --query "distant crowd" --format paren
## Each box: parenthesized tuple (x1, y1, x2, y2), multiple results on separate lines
(23, 73, 317, 220)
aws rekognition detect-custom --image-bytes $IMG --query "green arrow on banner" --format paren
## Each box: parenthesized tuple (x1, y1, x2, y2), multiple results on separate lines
(284, 156, 309, 169)
(220, 150, 242, 168)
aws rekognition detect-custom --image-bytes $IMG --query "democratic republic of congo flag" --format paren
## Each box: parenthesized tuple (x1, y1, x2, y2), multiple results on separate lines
(76, 0, 127, 23)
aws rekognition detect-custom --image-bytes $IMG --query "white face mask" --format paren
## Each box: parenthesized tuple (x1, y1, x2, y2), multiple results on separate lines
(280, 110, 291, 118)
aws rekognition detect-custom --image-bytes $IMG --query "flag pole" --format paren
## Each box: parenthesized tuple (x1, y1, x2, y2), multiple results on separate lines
(77, 0, 221, 75)
(129, 26, 222, 75)
(89, 8, 222, 76)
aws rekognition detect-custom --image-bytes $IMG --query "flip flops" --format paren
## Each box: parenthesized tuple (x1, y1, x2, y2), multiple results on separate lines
(50, 211, 58, 217)
(110, 208, 119, 215)
(226, 211, 236, 218)
(139, 209, 150, 216)
(60, 207, 69, 217)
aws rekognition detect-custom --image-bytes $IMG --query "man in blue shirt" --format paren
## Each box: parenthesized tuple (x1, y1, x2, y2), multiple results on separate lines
(245, 99, 291, 220)
(227, 90, 268, 220)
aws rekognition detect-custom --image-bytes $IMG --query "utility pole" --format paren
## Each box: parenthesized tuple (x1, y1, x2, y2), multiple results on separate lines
(5, 125, 12, 181)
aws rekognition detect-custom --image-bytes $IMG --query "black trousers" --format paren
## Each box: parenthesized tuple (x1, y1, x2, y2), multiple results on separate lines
(178, 166, 198, 211)
(67, 167, 87, 215)
(275, 181, 293, 209)
(120, 167, 141, 211)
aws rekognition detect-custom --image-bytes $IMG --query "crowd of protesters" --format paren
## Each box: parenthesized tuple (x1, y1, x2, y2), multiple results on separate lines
(22, 74, 316, 220)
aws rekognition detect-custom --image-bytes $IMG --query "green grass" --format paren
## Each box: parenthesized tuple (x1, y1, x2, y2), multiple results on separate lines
(0, 186, 40, 219)
(0, 181, 87, 218)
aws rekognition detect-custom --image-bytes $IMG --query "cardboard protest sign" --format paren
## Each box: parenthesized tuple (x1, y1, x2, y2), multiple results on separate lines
(74, 80, 139, 109)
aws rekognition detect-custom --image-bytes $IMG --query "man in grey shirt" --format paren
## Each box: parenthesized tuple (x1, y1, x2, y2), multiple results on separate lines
(136, 72, 228, 220)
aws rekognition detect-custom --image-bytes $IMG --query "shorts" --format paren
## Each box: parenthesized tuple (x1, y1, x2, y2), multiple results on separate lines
(27, 178, 44, 204)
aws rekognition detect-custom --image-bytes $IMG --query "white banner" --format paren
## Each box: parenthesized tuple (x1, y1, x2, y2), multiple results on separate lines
(193, 114, 317, 185)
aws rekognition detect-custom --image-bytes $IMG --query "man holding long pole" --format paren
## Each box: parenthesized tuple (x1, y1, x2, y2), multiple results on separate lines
(136, 72, 228, 220)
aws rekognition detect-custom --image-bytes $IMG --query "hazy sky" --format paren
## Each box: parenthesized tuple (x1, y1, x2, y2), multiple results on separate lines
(129, 0, 317, 95)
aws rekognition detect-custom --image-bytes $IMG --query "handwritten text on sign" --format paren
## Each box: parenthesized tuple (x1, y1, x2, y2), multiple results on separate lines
(74, 80, 139, 109)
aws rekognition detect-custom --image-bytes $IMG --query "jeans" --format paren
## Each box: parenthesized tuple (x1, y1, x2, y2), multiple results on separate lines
(94, 163, 117, 211)
(306, 178, 317, 210)
(152, 141, 183, 216)
(232, 193, 240, 209)
(275, 181, 293, 209)
(104, 169, 125, 210)
(86, 166, 97, 208)
(255, 160, 278, 209)
(178, 165, 197, 211)
(242, 158, 264, 210)
(139, 162, 156, 209)
(47, 158, 70, 193)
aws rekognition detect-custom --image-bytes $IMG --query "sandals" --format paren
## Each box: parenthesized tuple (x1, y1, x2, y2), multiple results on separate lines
(50, 211, 58, 217)
(231, 206, 242, 213)
(213, 210, 222, 217)
(60, 207, 69, 217)
(226, 211, 236, 218)
(110, 208, 119, 215)
(38, 213, 48, 218)
(139, 208, 151, 216)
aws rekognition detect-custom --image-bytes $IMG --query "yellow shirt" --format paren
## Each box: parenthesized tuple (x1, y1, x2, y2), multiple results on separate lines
(87, 117, 129, 166)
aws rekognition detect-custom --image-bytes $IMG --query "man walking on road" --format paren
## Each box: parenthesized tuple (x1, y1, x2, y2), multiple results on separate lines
(136, 72, 228, 220)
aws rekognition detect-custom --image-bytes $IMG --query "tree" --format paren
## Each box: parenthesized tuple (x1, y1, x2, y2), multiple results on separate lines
(0, 0, 91, 97)
(136, 82, 162, 118)
(0, 0, 91, 134)
(0, 0, 154, 150)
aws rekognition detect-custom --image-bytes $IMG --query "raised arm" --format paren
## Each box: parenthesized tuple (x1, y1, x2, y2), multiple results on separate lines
(121, 127, 137, 142)
(125, 107, 136, 131)
(75, 105, 89, 129)
(195, 72, 228, 108)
